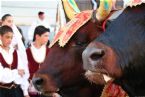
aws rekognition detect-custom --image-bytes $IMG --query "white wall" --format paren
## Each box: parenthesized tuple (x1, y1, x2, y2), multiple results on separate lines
(1, 0, 65, 26)
(0, 1, 1, 18)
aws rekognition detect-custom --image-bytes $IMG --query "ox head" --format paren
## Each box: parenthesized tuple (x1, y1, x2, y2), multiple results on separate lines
(83, 3, 145, 96)
(32, 0, 113, 96)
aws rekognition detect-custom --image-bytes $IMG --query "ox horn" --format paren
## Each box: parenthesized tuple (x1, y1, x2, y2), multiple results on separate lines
(96, 0, 113, 21)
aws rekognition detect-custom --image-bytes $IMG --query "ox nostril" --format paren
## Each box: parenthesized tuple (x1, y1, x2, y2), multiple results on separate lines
(82, 47, 105, 71)
(90, 49, 105, 61)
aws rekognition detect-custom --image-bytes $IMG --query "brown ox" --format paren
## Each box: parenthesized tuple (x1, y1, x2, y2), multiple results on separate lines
(32, 1, 115, 97)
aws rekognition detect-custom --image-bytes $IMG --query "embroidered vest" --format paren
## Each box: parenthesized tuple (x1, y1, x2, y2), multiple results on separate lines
(26, 46, 49, 79)
(0, 50, 18, 69)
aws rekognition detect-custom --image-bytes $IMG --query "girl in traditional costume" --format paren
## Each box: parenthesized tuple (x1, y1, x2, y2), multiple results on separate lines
(0, 25, 30, 97)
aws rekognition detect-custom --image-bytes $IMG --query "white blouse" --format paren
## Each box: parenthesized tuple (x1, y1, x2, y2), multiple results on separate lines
(30, 43, 46, 63)
(0, 46, 29, 96)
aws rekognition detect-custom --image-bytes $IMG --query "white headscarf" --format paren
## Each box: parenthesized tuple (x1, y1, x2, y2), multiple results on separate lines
(11, 24, 28, 66)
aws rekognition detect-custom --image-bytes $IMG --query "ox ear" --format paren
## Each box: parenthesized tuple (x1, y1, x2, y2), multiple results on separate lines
(95, 0, 113, 22)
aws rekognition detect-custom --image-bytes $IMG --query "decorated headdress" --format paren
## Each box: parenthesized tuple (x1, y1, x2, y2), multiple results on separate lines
(49, 0, 113, 48)
(49, 10, 92, 47)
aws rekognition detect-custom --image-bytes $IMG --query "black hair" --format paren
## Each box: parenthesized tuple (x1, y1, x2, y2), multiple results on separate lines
(38, 11, 44, 16)
(0, 25, 13, 36)
(33, 25, 50, 41)
(1, 14, 12, 21)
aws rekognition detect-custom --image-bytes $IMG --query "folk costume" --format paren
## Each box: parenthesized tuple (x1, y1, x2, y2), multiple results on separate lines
(0, 24, 28, 75)
(0, 46, 29, 97)
(26, 43, 49, 80)
(26, 43, 49, 97)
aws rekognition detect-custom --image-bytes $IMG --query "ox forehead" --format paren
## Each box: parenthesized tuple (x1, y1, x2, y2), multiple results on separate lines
(83, 3, 145, 97)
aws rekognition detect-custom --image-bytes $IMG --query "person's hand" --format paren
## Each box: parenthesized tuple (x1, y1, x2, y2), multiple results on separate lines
(52, 93, 62, 97)
(18, 69, 25, 77)
(24, 95, 30, 97)
(28, 80, 39, 94)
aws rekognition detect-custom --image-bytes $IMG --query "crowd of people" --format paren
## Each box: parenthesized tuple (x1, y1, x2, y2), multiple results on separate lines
(0, 11, 53, 97)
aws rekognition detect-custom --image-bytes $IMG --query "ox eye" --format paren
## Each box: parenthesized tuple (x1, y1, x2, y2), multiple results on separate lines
(71, 41, 88, 47)
(76, 42, 82, 45)
(75, 41, 87, 46)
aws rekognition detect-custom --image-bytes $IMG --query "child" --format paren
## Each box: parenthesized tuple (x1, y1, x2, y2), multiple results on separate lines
(26, 25, 50, 97)
(0, 25, 29, 97)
